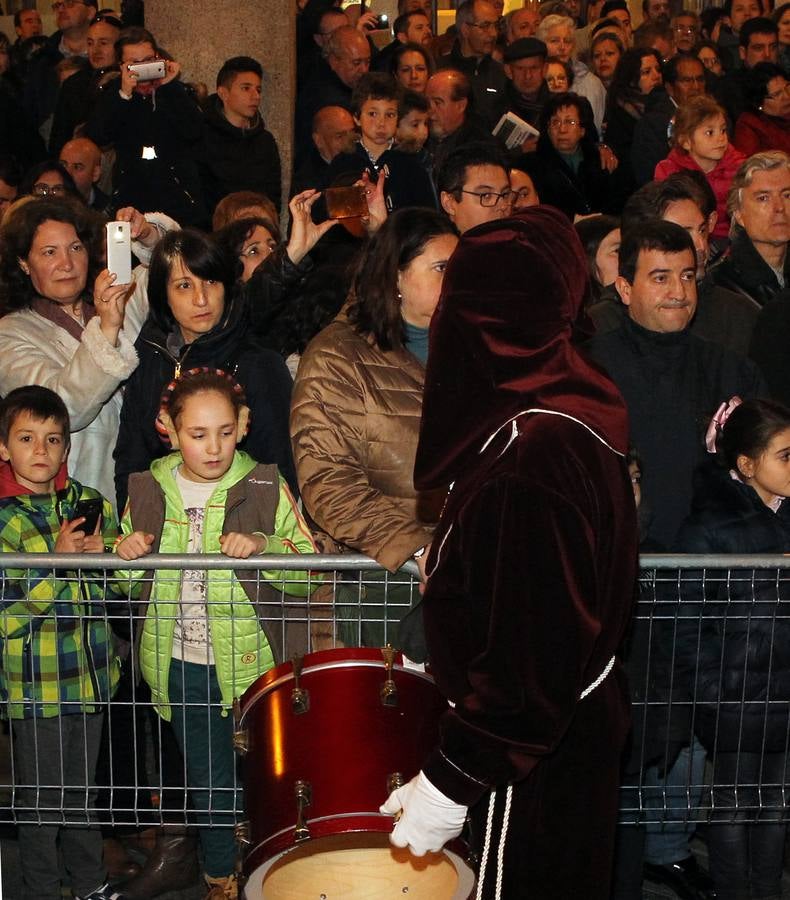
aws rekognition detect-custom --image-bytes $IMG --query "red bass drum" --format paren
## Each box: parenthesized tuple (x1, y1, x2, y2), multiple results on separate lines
(235, 647, 475, 899)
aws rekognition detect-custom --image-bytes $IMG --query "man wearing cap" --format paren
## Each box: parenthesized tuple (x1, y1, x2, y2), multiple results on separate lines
(499, 37, 550, 137)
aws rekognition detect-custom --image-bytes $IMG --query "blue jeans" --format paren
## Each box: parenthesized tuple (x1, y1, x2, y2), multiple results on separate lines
(167, 660, 239, 878)
(643, 737, 707, 865)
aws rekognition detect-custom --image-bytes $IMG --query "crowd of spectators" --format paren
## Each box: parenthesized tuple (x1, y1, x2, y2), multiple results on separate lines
(4, 0, 790, 897)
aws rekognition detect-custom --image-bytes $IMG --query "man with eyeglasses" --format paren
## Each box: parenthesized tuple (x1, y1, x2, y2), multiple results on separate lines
(437, 142, 512, 234)
(632, 54, 709, 187)
(438, 0, 507, 129)
(49, 13, 122, 155)
(671, 10, 700, 53)
(23, 0, 97, 140)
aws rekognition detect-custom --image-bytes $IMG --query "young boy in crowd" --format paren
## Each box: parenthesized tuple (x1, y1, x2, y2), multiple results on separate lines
(200, 55, 282, 213)
(0, 386, 122, 900)
(324, 71, 436, 210)
(395, 89, 431, 161)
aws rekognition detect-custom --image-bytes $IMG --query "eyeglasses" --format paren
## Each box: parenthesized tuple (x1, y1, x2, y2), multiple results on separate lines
(461, 189, 513, 207)
(468, 19, 499, 31)
(549, 116, 580, 128)
(51, 0, 86, 10)
(673, 24, 698, 33)
(31, 183, 67, 197)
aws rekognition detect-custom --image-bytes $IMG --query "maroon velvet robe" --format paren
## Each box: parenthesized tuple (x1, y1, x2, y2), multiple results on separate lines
(414, 207, 639, 898)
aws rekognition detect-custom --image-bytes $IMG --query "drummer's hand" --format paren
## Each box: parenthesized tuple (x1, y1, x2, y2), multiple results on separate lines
(219, 532, 267, 558)
(379, 771, 467, 857)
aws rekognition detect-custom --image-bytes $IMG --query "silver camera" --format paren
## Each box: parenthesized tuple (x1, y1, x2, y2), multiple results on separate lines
(127, 60, 166, 82)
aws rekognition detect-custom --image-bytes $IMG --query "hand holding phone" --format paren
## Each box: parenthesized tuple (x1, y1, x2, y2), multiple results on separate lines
(73, 498, 103, 535)
(325, 185, 369, 220)
(106, 221, 132, 285)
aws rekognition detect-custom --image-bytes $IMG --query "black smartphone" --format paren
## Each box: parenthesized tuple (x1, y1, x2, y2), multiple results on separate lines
(73, 498, 103, 534)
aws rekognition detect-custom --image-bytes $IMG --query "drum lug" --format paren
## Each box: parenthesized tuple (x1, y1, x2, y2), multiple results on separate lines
(294, 779, 312, 843)
(291, 654, 311, 715)
(232, 697, 249, 755)
(386, 772, 404, 795)
(380, 644, 398, 707)
(234, 820, 251, 848)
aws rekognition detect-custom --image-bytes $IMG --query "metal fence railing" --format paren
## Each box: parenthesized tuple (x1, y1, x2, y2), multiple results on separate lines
(1, 553, 790, 835)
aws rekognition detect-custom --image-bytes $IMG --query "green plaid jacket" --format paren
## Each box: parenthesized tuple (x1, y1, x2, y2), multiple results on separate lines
(0, 480, 121, 719)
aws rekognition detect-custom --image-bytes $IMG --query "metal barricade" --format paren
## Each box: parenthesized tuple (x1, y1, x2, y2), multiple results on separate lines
(0, 552, 789, 833)
(0, 553, 421, 833)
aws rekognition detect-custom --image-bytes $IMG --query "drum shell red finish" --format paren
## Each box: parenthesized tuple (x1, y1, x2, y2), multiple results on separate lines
(238, 647, 449, 876)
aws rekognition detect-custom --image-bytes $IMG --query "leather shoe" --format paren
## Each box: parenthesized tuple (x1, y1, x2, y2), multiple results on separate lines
(643, 856, 715, 899)
(102, 837, 141, 881)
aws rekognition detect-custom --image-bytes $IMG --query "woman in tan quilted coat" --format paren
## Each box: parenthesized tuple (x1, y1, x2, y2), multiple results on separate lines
(290, 208, 458, 658)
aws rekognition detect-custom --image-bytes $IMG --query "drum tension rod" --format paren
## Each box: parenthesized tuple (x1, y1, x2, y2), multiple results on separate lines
(231, 697, 249, 755)
(294, 780, 312, 842)
(291, 654, 310, 714)
(380, 644, 399, 707)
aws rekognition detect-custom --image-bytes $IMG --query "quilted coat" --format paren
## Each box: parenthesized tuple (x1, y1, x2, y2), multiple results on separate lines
(290, 313, 437, 572)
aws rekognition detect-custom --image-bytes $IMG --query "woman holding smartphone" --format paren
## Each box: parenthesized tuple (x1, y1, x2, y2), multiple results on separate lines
(0, 196, 163, 509)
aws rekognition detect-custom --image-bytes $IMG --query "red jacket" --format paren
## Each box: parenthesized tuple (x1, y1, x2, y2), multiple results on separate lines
(655, 144, 746, 239)
(733, 111, 790, 157)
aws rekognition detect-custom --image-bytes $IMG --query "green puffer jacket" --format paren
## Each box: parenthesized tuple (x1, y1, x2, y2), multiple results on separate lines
(0, 479, 121, 719)
(120, 450, 317, 720)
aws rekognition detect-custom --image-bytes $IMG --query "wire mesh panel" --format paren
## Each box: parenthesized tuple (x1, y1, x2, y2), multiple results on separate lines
(2, 553, 790, 833)
(622, 556, 790, 828)
(0, 554, 421, 833)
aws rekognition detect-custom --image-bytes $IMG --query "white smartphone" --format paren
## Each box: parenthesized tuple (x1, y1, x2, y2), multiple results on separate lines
(105, 221, 132, 285)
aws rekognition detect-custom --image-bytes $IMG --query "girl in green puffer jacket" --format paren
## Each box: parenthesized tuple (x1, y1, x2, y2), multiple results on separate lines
(116, 368, 316, 899)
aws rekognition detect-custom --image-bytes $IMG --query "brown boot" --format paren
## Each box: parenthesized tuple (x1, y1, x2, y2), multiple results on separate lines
(122, 826, 158, 858)
(204, 873, 239, 899)
(102, 836, 142, 880)
(121, 825, 200, 899)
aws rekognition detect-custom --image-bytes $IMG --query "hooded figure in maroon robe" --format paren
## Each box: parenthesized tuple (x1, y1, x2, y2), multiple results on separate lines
(380, 206, 639, 898)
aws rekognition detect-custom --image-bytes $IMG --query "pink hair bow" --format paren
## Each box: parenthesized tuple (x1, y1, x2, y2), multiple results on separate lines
(705, 396, 742, 454)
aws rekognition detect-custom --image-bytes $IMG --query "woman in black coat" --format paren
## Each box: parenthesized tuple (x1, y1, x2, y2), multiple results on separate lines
(113, 228, 297, 511)
(524, 91, 616, 219)
(675, 398, 790, 900)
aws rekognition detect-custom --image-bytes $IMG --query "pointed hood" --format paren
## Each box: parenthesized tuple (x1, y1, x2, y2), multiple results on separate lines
(414, 206, 629, 490)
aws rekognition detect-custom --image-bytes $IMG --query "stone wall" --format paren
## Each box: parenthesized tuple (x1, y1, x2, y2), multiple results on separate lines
(146, 0, 295, 211)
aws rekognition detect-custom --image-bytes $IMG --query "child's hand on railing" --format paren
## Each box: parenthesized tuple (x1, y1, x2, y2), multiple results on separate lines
(116, 531, 155, 560)
(219, 532, 267, 559)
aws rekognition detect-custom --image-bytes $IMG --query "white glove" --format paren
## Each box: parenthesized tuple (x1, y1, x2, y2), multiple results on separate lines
(379, 770, 467, 856)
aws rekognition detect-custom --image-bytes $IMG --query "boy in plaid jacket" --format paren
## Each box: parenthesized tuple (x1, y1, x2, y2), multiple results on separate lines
(0, 386, 123, 900)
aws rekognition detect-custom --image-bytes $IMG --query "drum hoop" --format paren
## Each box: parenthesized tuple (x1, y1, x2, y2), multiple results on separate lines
(240, 658, 436, 721)
(248, 810, 396, 862)
(244, 836, 476, 900)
